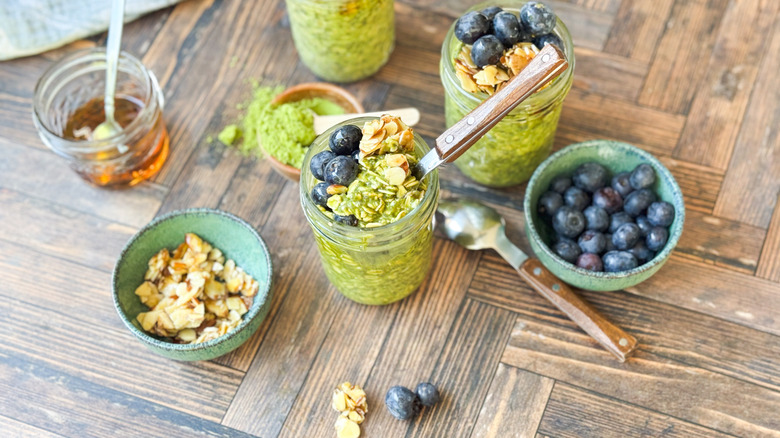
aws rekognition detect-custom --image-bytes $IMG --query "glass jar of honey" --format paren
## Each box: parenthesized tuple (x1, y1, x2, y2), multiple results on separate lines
(33, 48, 168, 187)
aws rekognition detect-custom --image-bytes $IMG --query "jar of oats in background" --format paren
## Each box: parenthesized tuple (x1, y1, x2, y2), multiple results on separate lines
(33, 48, 168, 187)
(440, 1, 574, 188)
(285, 0, 395, 83)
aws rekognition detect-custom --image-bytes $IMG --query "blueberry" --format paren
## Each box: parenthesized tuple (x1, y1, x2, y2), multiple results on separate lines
(533, 33, 562, 50)
(385, 386, 422, 420)
(609, 212, 633, 233)
(583, 206, 609, 232)
(415, 382, 440, 407)
(635, 215, 653, 237)
(311, 182, 330, 208)
(647, 201, 675, 227)
(519, 2, 557, 36)
(329, 125, 362, 156)
(563, 186, 590, 211)
(578, 230, 606, 254)
(351, 149, 361, 163)
(628, 241, 654, 264)
(480, 6, 504, 22)
(493, 12, 522, 46)
(324, 155, 359, 186)
(603, 251, 638, 272)
(577, 253, 603, 272)
(537, 191, 563, 219)
(471, 35, 505, 68)
(630, 163, 656, 190)
(572, 162, 608, 193)
(592, 187, 623, 214)
(553, 238, 581, 263)
(604, 234, 616, 252)
(310, 150, 335, 181)
(623, 189, 657, 216)
(455, 11, 490, 44)
(549, 175, 572, 194)
(646, 226, 669, 251)
(334, 214, 358, 226)
(552, 206, 586, 239)
(612, 223, 641, 250)
(611, 172, 633, 198)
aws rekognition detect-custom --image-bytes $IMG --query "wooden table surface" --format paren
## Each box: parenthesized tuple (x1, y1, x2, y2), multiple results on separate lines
(2, 0, 779, 437)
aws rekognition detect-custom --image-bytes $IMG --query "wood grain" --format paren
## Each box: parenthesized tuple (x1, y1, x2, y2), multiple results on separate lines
(570, 47, 647, 101)
(604, 0, 675, 62)
(471, 363, 554, 438)
(0, 415, 64, 438)
(758, 192, 780, 282)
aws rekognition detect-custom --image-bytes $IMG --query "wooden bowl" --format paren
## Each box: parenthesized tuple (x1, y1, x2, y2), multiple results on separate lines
(266, 83, 364, 182)
(524, 140, 685, 292)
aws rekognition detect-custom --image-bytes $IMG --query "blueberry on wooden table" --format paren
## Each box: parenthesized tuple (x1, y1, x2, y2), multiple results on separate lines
(572, 162, 608, 193)
(519, 1, 557, 36)
(385, 386, 422, 420)
(311, 182, 331, 208)
(635, 215, 653, 237)
(563, 186, 590, 211)
(583, 206, 609, 232)
(324, 155, 359, 186)
(630, 163, 656, 190)
(533, 33, 562, 49)
(549, 174, 572, 194)
(592, 187, 623, 214)
(612, 223, 641, 250)
(578, 230, 606, 254)
(471, 35, 505, 68)
(647, 201, 675, 227)
(537, 190, 563, 218)
(310, 150, 335, 181)
(609, 211, 633, 234)
(628, 241, 654, 264)
(553, 238, 581, 263)
(576, 252, 603, 272)
(623, 188, 657, 216)
(493, 11, 522, 46)
(329, 125, 362, 156)
(611, 171, 633, 198)
(646, 226, 669, 252)
(603, 251, 638, 272)
(455, 11, 490, 44)
(553, 206, 586, 239)
(334, 215, 359, 226)
(415, 382, 440, 407)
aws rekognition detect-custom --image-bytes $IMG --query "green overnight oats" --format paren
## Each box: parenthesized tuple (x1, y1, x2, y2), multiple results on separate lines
(300, 116, 438, 305)
(286, 0, 395, 83)
(440, 1, 575, 188)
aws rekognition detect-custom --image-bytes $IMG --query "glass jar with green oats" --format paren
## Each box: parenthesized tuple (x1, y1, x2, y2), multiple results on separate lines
(299, 117, 439, 305)
(440, 1, 574, 187)
(286, 0, 395, 83)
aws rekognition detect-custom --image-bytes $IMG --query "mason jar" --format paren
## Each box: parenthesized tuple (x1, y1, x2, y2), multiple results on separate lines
(285, 0, 395, 83)
(440, 1, 574, 187)
(33, 48, 168, 187)
(299, 117, 439, 305)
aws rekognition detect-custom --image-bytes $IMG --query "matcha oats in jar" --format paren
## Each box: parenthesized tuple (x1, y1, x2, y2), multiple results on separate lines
(440, 1, 574, 187)
(286, 0, 395, 83)
(300, 116, 438, 305)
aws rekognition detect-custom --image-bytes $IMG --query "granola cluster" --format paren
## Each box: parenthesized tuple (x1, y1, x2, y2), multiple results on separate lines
(135, 233, 259, 344)
(332, 382, 368, 438)
(455, 42, 540, 95)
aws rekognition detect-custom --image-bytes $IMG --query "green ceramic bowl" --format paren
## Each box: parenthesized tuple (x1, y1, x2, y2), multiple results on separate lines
(112, 208, 273, 361)
(524, 140, 685, 291)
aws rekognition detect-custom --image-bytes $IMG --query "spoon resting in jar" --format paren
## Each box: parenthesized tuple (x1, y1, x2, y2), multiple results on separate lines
(93, 0, 126, 144)
(414, 43, 568, 180)
(436, 198, 638, 362)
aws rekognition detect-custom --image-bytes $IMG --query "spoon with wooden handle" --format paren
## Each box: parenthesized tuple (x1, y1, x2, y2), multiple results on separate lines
(437, 198, 638, 362)
(414, 43, 568, 179)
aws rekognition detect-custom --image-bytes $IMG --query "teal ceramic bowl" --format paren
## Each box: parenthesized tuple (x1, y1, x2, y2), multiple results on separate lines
(524, 140, 685, 291)
(112, 208, 273, 361)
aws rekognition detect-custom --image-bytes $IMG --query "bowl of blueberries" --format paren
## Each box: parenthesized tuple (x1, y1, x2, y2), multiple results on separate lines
(524, 139, 685, 291)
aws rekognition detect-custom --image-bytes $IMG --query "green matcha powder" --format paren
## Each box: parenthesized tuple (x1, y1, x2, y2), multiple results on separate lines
(219, 85, 345, 169)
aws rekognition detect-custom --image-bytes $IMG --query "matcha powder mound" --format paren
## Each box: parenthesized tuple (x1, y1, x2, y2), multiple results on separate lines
(219, 84, 346, 169)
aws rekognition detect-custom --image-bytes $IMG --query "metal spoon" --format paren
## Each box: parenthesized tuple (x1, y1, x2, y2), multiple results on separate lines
(436, 198, 638, 362)
(93, 0, 126, 143)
